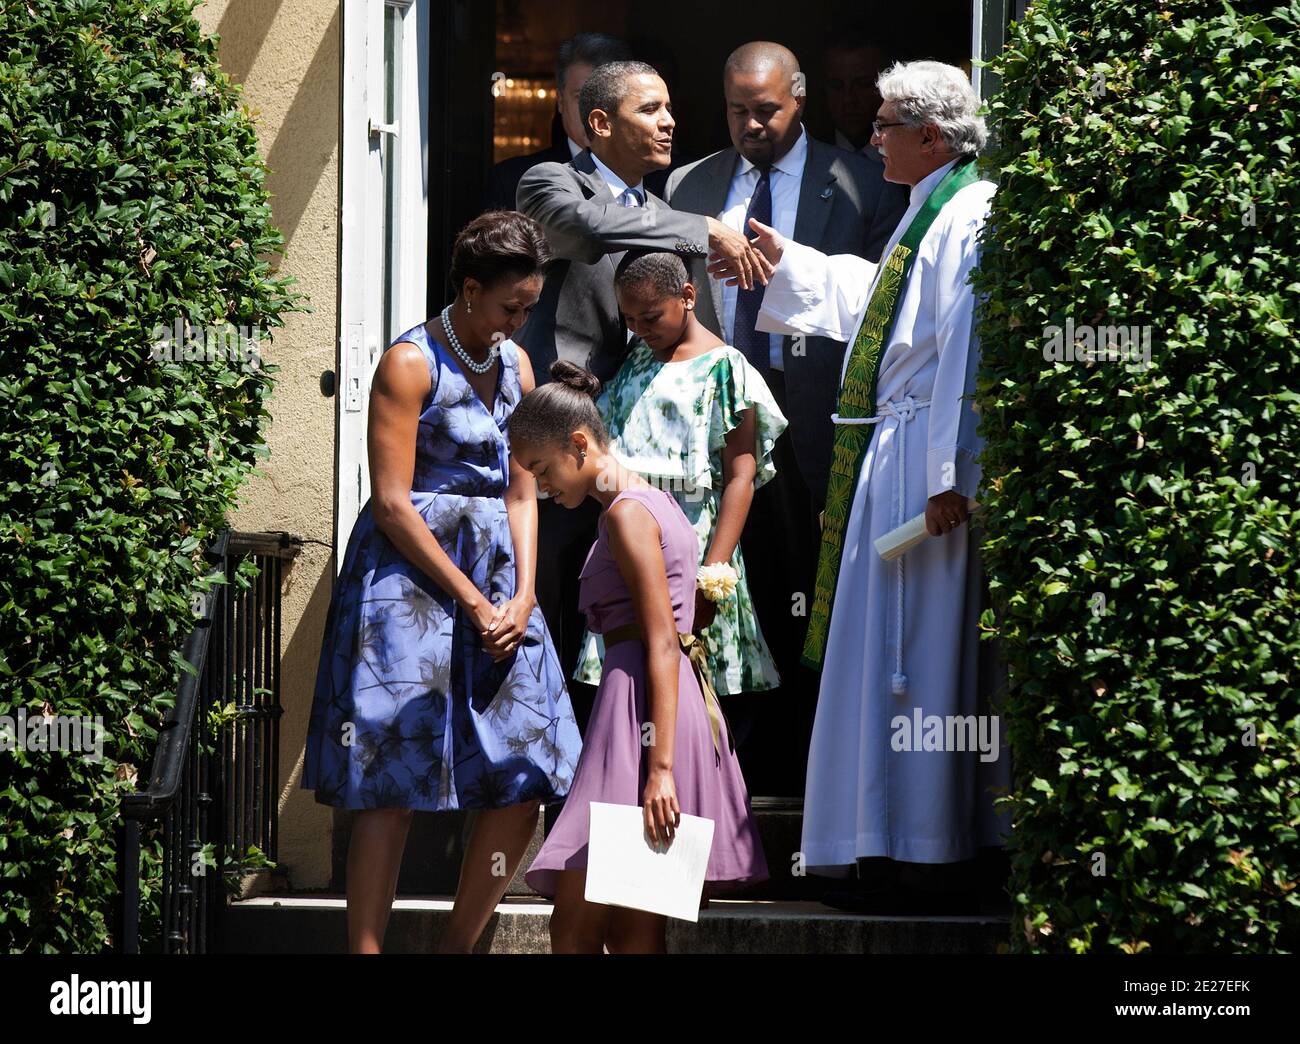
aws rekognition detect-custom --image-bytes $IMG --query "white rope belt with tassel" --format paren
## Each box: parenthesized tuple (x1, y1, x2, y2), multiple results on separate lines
(830, 395, 931, 697)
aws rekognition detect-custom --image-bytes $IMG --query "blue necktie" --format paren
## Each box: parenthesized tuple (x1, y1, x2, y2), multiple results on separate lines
(732, 165, 772, 373)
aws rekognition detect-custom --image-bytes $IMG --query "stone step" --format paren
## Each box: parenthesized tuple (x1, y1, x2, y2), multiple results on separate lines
(221, 895, 1008, 954)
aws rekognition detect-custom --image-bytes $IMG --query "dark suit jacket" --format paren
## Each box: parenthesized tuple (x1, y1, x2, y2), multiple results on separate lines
(515, 148, 713, 386)
(862, 151, 911, 260)
(485, 141, 572, 213)
(665, 133, 900, 499)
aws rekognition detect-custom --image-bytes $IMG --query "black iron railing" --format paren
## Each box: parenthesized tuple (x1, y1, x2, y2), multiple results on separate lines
(114, 529, 300, 954)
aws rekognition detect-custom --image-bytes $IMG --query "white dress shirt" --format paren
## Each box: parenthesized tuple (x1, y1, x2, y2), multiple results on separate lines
(589, 150, 645, 205)
(720, 125, 808, 370)
(589, 151, 644, 342)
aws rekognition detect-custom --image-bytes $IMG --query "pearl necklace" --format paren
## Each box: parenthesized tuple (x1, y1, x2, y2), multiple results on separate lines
(440, 305, 498, 375)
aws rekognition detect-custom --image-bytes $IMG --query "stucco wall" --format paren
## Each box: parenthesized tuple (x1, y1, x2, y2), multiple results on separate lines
(195, 0, 340, 889)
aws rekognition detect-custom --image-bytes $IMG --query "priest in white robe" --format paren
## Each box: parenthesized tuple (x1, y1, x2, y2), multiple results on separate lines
(710, 60, 1011, 892)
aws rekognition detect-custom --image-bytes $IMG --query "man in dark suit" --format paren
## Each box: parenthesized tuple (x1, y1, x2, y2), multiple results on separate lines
(821, 27, 911, 253)
(516, 60, 771, 728)
(484, 33, 632, 212)
(667, 41, 898, 796)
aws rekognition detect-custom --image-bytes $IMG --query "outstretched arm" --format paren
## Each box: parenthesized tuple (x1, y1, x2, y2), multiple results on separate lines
(517, 163, 709, 266)
(517, 164, 771, 290)
(710, 217, 878, 343)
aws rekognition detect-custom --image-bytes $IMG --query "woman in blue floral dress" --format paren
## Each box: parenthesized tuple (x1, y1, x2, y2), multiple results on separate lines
(302, 211, 581, 952)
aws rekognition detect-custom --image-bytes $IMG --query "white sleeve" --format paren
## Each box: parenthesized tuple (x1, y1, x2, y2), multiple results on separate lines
(925, 194, 992, 502)
(756, 237, 876, 343)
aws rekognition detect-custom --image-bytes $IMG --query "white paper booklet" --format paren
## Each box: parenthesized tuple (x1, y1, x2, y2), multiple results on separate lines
(583, 801, 715, 923)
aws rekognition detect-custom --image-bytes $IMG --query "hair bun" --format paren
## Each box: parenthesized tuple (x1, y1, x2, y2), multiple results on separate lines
(549, 359, 601, 399)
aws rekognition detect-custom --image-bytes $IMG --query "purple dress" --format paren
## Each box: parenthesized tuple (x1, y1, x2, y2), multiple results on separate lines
(525, 484, 769, 898)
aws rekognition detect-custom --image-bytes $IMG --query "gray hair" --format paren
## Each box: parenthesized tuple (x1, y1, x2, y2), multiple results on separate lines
(579, 60, 660, 129)
(878, 60, 986, 155)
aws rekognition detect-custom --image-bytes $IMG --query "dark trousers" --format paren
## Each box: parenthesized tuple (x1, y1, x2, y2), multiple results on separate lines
(535, 494, 600, 732)
(734, 368, 825, 799)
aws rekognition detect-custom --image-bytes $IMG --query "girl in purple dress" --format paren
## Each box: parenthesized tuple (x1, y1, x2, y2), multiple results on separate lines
(510, 361, 768, 954)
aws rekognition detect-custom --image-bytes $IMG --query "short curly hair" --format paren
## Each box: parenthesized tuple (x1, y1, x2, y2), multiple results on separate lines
(579, 60, 661, 130)
(614, 250, 688, 300)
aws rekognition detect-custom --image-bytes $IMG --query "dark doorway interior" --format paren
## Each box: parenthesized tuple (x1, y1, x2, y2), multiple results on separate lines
(488, 0, 973, 167)
(431, 0, 972, 305)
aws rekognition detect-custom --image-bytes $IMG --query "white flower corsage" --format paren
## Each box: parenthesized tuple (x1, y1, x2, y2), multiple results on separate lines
(696, 563, 738, 603)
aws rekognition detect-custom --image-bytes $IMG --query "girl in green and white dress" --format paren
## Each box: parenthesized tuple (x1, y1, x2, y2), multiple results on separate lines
(571, 250, 787, 699)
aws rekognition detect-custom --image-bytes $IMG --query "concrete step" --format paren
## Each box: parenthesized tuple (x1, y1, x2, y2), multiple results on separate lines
(221, 895, 1008, 954)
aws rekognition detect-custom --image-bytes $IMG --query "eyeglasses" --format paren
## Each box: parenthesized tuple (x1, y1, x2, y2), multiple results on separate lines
(872, 120, 908, 136)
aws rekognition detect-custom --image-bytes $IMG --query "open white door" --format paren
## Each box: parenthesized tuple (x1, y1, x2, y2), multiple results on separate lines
(336, 0, 430, 566)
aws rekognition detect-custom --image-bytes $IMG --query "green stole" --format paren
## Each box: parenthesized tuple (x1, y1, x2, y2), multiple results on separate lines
(801, 154, 981, 671)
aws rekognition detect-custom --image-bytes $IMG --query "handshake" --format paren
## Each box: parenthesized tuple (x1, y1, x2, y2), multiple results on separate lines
(705, 217, 784, 289)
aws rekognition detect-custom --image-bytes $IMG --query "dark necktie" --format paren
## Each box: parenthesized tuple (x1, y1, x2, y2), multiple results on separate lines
(618, 187, 644, 342)
(731, 164, 772, 373)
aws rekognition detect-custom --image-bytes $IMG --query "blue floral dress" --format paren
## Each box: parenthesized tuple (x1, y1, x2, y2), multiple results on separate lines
(302, 320, 581, 810)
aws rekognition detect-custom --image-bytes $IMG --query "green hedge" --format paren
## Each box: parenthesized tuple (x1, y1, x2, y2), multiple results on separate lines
(973, 0, 1299, 952)
(0, 0, 303, 952)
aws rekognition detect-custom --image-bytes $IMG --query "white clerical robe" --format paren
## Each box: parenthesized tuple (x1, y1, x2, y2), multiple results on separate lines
(757, 156, 1011, 867)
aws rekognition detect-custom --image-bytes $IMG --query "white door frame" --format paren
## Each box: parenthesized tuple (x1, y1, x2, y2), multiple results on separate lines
(336, 0, 430, 567)
(972, 0, 1011, 101)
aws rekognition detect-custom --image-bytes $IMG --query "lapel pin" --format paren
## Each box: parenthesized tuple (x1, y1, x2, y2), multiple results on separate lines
(820, 187, 833, 199)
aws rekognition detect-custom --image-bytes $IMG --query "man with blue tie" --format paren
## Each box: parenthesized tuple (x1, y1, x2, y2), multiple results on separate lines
(667, 42, 896, 795)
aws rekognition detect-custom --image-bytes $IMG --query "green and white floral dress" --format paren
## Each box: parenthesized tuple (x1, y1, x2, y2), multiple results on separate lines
(573, 341, 788, 695)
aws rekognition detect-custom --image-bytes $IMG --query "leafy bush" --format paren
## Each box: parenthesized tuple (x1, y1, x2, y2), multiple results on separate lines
(973, 0, 1299, 952)
(0, 0, 303, 952)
